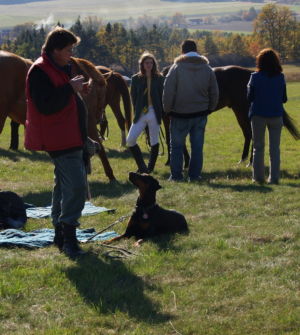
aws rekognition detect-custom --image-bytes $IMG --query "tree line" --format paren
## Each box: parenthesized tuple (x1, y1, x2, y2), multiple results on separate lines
(1, 4, 299, 75)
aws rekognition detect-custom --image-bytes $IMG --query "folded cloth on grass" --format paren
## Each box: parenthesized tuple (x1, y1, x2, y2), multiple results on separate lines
(26, 201, 115, 219)
(0, 228, 118, 249)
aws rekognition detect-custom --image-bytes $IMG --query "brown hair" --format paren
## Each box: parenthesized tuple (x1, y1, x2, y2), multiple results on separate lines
(42, 27, 80, 54)
(138, 52, 160, 76)
(256, 48, 282, 76)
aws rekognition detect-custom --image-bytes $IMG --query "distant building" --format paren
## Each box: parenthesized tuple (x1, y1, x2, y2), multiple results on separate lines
(189, 18, 204, 25)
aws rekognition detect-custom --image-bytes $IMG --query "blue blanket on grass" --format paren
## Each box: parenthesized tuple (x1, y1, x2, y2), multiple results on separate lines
(0, 228, 118, 249)
(26, 201, 115, 219)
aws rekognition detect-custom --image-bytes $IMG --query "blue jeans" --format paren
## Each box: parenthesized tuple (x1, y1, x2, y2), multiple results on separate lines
(170, 116, 207, 180)
(51, 150, 87, 227)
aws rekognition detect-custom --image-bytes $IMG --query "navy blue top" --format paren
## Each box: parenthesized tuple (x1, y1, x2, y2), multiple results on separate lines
(247, 71, 287, 118)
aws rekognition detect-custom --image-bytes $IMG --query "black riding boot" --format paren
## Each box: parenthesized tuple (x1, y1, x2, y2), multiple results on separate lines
(147, 143, 159, 173)
(53, 223, 64, 251)
(129, 144, 149, 173)
(62, 223, 86, 258)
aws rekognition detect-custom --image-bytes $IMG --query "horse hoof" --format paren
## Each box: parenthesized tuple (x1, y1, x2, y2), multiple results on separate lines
(109, 178, 118, 184)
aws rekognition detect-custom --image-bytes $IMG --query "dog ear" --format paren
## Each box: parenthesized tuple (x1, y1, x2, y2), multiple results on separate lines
(154, 181, 162, 191)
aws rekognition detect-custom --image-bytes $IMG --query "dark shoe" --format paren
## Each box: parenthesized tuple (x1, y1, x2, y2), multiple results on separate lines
(168, 176, 184, 182)
(252, 178, 265, 185)
(188, 176, 202, 183)
(267, 178, 279, 185)
(53, 223, 64, 251)
(147, 143, 159, 173)
(129, 144, 149, 173)
(62, 223, 86, 259)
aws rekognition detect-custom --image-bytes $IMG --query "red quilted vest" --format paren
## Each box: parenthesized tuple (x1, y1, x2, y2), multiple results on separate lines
(25, 54, 83, 151)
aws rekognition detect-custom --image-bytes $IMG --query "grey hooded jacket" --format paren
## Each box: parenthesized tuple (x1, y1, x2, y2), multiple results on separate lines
(163, 54, 219, 116)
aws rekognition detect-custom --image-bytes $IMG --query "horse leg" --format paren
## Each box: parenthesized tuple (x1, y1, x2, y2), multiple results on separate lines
(99, 111, 108, 140)
(232, 107, 252, 165)
(88, 120, 116, 182)
(0, 105, 7, 135)
(9, 120, 20, 150)
(97, 142, 116, 181)
(109, 100, 126, 147)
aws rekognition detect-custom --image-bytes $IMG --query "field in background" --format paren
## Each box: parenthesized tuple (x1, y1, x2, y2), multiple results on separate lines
(282, 64, 300, 82)
(0, 0, 268, 29)
(0, 82, 300, 334)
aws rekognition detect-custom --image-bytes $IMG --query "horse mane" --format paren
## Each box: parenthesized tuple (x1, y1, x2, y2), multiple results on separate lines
(71, 57, 106, 86)
(23, 58, 33, 69)
(97, 65, 111, 73)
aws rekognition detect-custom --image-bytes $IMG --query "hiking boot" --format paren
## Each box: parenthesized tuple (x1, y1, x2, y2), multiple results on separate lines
(62, 223, 86, 259)
(53, 223, 64, 251)
(147, 143, 159, 173)
(129, 144, 149, 174)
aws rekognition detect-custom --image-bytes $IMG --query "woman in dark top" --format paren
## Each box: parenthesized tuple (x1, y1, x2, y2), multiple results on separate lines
(247, 48, 287, 184)
(127, 52, 164, 173)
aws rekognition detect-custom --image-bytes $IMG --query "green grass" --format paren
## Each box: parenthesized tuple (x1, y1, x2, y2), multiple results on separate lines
(1, 82, 300, 334)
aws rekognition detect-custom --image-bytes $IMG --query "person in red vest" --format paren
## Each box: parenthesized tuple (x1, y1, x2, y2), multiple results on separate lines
(25, 27, 90, 258)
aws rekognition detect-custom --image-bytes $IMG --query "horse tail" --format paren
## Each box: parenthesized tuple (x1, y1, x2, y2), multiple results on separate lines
(114, 73, 132, 131)
(283, 109, 300, 140)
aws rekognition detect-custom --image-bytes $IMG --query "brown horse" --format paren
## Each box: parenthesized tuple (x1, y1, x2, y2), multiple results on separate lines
(162, 65, 300, 165)
(96, 65, 132, 147)
(0, 51, 32, 134)
(70, 57, 116, 181)
(1, 51, 116, 181)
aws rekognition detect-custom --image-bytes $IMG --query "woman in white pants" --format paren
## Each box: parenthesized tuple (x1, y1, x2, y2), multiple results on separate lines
(127, 52, 164, 173)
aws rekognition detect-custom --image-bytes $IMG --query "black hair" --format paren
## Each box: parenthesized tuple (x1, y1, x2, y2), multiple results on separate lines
(181, 39, 197, 54)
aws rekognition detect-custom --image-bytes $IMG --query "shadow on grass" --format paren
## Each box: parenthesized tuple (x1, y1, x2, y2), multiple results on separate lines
(65, 251, 171, 323)
(207, 182, 272, 193)
(149, 231, 190, 252)
(23, 190, 52, 206)
(159, 168, 300, 192)
(89, 180, 135, 198)
(105, 147, 151, 160)
(0, 148, 50, 162)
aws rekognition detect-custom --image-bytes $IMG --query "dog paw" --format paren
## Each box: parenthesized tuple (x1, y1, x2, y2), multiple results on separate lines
(134, 239, 144, 247)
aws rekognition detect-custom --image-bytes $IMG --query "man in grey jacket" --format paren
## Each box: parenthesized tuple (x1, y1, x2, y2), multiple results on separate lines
(163, 39, 219, 181)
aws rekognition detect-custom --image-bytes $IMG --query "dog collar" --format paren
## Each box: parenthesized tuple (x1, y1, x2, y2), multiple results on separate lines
(136, 203, 157, 220)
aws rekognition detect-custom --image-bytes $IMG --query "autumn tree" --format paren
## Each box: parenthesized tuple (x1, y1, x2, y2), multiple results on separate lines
(254, 4, 297, 59)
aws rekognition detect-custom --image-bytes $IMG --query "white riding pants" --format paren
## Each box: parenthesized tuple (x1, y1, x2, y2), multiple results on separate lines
(126, 107, 160, 147)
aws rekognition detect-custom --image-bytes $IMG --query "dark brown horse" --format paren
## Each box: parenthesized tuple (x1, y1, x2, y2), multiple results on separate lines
(1, 51, 116, 181)
(162, 65, 300, 165)
(96, 65, 132, 146)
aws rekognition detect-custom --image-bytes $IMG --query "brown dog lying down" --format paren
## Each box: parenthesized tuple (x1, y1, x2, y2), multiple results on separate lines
(107, 172, 188, 244)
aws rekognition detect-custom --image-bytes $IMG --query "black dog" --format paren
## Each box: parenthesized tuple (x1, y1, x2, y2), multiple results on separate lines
(0, 191, 27, 229)
(107, 172, 188, 243)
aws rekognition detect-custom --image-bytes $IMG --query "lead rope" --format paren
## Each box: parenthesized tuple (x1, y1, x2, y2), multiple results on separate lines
(81, 214, 137, 258)
(81, 214, 131, 243)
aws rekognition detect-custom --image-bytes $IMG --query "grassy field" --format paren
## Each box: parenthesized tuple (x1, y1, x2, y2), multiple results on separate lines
(0, 82, 300, 335)
(0, 0, 268, 29)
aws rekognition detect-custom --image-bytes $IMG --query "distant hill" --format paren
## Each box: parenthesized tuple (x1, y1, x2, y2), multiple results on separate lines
(162, 0, 263, 2)
(0, 0, 51, 4)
